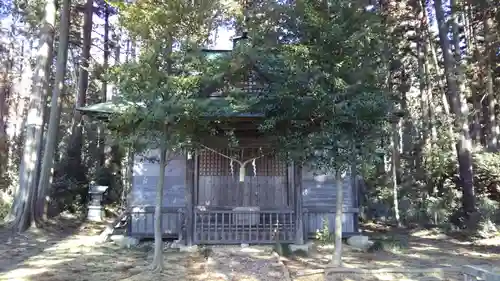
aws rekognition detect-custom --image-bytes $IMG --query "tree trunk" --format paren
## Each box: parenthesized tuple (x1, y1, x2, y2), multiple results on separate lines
(4, 40, 33, 224)
(11, 0, 56, 232)
(108, 28, 122, 203)
(434, 0, 476, 214)
(121, 145, 134, 207)
(35, 0, 71, 222)
(151, 145, 168, 272)
(331, 168, 344, 267)
(483, 12, 498, 151)
(34, 87, 51, 188)
(96, 2, 110, 168)
(65, 0, 92, 176)
(111, 29, 121, 101)
(391, 119, 401, 227)
(0, 51, 12, 181)
(419, 0, 450, 110)
(416, 13, 432, 169)
(464, 4, 483, 146)
(419, 0, 454, 148)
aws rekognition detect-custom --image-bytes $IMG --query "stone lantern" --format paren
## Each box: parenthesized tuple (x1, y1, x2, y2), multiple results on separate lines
(87, 185, 109, 222)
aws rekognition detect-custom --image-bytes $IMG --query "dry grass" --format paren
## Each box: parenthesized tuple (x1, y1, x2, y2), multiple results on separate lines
(1, 221, 499, 281)
(0, 217, 286, 281)
(189, 246, 287, 281)
(282, 223, 500, 281)
(0, 217, 193, 281)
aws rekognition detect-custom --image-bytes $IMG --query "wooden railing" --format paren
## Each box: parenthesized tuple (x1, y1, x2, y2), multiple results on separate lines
(127, 206, 361, 241)
(193, 208, 295, 244)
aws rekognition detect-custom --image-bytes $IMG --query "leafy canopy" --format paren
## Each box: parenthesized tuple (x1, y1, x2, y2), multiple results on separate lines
(238, 0, 394, 172)
(107, 0, 233, 153)
(107, 0, 393, 169)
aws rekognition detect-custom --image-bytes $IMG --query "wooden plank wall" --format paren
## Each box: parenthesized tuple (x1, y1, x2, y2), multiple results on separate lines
(197, 147, 290, 208)
(128, 149, 186, 237)
(301, 166, 357, 234)
(128, 149, 186, 207)
(304, 211, 356, 235)
(301, 167, 353, 208)
(129, 207, 182, 238)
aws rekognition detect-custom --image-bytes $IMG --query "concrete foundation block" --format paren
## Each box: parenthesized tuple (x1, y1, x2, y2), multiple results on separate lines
(347, 235, 372, 250)
(110, 235, 140, 248)
(87, 206, 104, 222)
(179, 245, 199, 253)
(170, 240, 184, 249)
(290, 242, 312, 254)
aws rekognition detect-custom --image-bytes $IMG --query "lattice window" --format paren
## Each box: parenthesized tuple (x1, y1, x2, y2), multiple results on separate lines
(199, 149, 230, 176)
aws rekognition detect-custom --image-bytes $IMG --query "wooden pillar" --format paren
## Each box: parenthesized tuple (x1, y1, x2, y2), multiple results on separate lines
(293, 162, 304, 244)
(185, 151, 195, 246)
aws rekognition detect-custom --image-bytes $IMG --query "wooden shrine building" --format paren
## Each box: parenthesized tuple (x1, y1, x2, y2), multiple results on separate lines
(78, 35, 360, 245)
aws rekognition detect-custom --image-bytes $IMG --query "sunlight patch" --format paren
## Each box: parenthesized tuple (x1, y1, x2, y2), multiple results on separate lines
(1, 266, 49, 280)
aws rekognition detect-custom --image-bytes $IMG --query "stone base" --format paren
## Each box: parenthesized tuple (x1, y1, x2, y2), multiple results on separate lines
(290, 242, 313, 254)
(110, 235, 140, 248)
(179, 244, 199, 253)
(170, 239, 184, 249)
(347, 235, 372, 251)
(170, 240, 200, 253)
(87, 206, 104, 222)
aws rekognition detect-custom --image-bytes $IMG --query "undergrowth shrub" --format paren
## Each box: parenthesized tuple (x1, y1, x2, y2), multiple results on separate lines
(315, 216, 334, 243)
(0, 199, 10, 222)
(473, 152, 500, 202)
(49, 175, 87, 216)
(363, 141, 500, 237)
(473, 197, 499, 238)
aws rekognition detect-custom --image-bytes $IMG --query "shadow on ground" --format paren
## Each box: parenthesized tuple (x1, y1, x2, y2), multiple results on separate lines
(0, 214, 86, 274)
(0, 221, 285, 281)
(0, 219, 198, 281)
(1, 221, 499, 281)
(283, 223, 500, 281)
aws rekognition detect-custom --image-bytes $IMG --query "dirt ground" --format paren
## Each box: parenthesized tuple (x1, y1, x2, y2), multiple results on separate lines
(0, 219, 499, 281)
(0, 215, 285, 281)
(284, 223, 500, 281)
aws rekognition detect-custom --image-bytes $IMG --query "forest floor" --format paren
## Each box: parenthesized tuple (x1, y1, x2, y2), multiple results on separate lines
(0, 217, 499, 281)
(284, 223, 500, 280)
